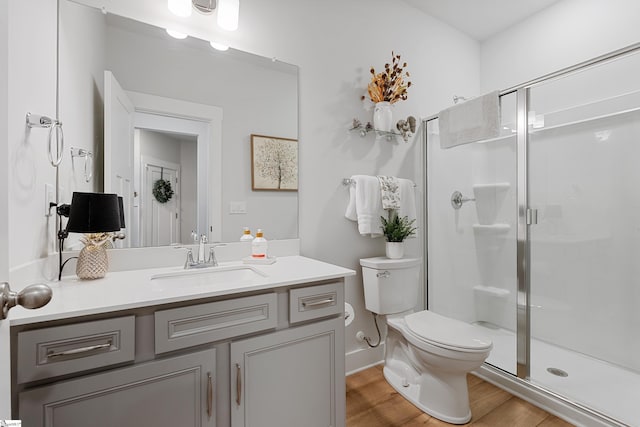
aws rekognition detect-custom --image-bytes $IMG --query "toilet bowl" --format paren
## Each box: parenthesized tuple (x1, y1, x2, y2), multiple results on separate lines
(360, 257, 493, 424)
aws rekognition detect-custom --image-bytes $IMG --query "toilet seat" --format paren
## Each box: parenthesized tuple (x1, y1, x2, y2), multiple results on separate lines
(404, 311, 492, 353)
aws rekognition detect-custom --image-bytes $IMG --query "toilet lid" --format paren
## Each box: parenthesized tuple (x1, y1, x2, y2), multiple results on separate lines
(405, 311, 492, 351)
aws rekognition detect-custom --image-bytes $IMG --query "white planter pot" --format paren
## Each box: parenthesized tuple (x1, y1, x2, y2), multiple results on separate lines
(385, 242, 404, 259)
(373, 101, 392, 132)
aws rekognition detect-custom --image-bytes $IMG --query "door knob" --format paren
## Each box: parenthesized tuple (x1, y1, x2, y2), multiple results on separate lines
(0, 282, 52, 319)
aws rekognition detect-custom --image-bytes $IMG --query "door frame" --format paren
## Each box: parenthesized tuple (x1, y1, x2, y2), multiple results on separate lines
(0, 0, 10, 417)
(127, 91, 222, 243)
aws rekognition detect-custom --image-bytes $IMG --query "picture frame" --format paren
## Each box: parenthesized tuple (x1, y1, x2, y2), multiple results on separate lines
(251, 134, 298, 191)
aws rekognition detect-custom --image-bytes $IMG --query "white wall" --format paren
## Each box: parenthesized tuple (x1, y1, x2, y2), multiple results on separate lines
(0, 0, 10, 417)
(7, 0, 57, 276)
(481, 0, 640, 92)
(58, 0, 106, 200)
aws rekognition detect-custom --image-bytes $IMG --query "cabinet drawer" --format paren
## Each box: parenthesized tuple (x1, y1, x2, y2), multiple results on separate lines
(155, 293, 277, 354)
(17, 316, 135, 384)
(289, 282, 344, 324)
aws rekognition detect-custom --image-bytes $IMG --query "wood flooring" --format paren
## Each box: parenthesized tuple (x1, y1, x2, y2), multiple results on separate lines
(346, 365, 575, 427)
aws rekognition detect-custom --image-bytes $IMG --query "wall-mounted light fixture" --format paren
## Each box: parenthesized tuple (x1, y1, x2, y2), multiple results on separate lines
(168, 0, 239, 31)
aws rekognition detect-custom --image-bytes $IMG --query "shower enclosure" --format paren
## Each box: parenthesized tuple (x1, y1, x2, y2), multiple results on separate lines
(425, 44, 640, 426)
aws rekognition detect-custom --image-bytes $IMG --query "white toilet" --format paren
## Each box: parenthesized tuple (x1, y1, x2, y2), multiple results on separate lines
(360, 257, 493, 424)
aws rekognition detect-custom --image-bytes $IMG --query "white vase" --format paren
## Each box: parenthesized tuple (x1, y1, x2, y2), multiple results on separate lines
(373, 101, 392, 133)
(385, 241, 404, 259)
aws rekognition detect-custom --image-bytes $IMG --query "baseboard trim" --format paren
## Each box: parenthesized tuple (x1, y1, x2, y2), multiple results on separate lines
(345, 344, 384, 376)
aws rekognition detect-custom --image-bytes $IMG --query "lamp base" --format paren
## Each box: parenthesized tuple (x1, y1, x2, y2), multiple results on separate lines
(76, 245, 108, 280)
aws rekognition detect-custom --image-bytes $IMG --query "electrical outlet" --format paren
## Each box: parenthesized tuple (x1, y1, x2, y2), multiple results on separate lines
(44, 183, 55, 216)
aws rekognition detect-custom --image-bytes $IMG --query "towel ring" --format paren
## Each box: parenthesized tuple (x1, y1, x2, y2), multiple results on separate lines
(70, 147, 93, 183)
(26, 113, 64, 167)
(48, 123, 64, 167)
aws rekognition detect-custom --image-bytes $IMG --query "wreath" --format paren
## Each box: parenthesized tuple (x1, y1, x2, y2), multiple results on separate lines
(153, 178, 174, 203)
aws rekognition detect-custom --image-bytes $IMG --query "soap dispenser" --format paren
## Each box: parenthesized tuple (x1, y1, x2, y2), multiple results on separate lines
(240, 227, 254, 242)
(251, 229, 268, 258)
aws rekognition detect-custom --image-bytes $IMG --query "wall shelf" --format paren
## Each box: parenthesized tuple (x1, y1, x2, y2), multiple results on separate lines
(350, 118, 415, 142)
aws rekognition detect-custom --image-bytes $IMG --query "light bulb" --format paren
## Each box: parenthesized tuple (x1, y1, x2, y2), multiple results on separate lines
(210, 41, 230, 51)
(217, 0, 239, 31)
(168, 0, 192, 18)
(166, 29, 188, 39)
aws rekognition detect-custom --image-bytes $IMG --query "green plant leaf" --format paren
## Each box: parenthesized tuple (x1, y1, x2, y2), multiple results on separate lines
(380, 212, 416, 242)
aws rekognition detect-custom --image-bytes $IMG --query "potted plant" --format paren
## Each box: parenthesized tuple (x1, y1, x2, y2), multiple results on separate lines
(380, 212, 417, 259)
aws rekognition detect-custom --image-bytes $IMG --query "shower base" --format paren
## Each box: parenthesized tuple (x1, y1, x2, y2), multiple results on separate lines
(474, 323, 640, 426)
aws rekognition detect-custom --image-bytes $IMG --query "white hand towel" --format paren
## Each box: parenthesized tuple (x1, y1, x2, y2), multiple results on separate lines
(344, 175, 385, 237)
(397, 178, 417, 238)
(439, 90, 501, 149)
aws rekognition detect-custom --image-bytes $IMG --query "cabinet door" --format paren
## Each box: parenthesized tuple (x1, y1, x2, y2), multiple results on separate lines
(230, 317, 345, 427)
(19, 349, 216, 427)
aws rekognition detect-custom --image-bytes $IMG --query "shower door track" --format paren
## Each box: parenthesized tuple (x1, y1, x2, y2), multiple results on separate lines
(422, 41, 640, 427)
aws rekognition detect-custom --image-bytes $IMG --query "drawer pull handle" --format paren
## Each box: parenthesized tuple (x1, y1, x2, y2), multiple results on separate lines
(302, 297, 335, 308)
(235, 363, 242, 406)
(207, 372, 213, 419)
(46, 342, 112, 359)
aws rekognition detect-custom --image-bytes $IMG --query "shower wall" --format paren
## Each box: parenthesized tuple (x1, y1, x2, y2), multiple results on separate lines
(427, 94, 518, 370)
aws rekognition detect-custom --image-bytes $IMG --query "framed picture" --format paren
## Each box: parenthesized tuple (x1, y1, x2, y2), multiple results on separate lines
(251, 134, 298, 191)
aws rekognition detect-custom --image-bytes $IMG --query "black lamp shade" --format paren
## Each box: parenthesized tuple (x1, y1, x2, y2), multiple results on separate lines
(66, 192, 122, 233)
(117, 196, 126, 229)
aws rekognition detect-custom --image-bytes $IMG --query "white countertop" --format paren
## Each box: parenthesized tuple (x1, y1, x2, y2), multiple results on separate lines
(10, 256, 355, 326)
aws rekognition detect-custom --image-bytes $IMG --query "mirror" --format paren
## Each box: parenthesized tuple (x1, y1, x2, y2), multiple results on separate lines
(57, 0, 299, 248)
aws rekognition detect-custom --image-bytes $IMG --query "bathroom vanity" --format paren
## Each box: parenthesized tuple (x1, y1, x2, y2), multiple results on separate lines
(10, 256, 354, 427)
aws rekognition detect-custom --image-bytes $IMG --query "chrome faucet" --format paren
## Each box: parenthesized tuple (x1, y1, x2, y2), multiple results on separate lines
(198, 234, 207, 263)
(182, 234, 225, 269)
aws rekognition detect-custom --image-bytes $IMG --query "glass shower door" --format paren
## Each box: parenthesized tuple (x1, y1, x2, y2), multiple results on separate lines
(426, 93, 519, 375)
(527, 51, 640, 424)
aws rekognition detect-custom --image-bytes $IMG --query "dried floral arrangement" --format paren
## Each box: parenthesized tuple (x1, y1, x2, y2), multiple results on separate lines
(362, 52, 412, 104)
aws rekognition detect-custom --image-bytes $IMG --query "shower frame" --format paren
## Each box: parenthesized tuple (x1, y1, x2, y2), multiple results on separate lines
(422, 42, 640, 426)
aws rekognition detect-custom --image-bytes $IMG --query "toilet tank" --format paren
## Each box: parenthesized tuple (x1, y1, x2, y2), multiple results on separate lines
(360, 257, 421, 314)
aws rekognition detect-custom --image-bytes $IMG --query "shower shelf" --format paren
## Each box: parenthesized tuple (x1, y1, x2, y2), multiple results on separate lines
(473, 285, 510, 298)
(472, 182, 510, 191)
(472, 224, 510, 234)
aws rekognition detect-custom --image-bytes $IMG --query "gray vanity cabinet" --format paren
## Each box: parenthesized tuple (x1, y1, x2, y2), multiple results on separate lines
(230, 316, 345, 427)
(13, 279, 346, 427)
(19, 349, 216, 427)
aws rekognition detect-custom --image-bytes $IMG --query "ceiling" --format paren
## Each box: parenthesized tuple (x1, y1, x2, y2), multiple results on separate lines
(402, 0, 563, 41)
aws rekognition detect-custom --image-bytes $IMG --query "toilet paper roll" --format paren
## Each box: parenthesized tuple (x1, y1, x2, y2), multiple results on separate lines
(344, 302, 355, 327)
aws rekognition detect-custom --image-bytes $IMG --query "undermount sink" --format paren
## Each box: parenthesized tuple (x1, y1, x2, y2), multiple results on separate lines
(150, 265, 267, 283)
